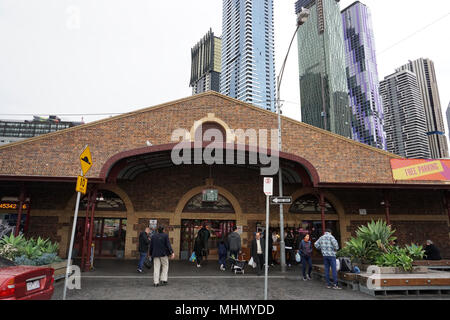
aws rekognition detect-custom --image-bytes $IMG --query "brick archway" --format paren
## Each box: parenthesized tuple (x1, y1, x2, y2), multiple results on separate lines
(99, 143, 321, 187)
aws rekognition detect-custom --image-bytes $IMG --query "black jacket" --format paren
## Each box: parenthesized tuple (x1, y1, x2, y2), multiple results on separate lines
(251, 238, 266, 260)
(285, 233, 295, 249)
(150, 232, 173, 258)
(138, 231, 150, 253)
(425, 244, 442, 261)
(197, 227, 210, 250)
(194, 236, 204, 256)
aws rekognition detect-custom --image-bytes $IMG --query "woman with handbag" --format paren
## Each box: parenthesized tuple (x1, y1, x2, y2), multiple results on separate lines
(298, 234, 313, 281)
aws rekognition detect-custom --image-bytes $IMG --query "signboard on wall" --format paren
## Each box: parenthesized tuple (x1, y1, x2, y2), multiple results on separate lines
(0, 202, 28, 210)
(202, 189, 218, 202)
(149, 220, 157, 230)
(391, 159, 450, 181)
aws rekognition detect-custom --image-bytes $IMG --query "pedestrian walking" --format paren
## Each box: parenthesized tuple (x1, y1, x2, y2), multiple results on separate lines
(218, 239, 228, 271)
(314, 229, 341, 289)
(149, 226, 175, 287)
(193, 235, 204, 268)
(251, 232, 265, 276)
(425, 240, 442, 261)
(298, 234, 313, 281)
(197, 223, 210, 261)
(285, 230, 295, 267)
(137, 227, 151, 273)
(227, 226, 241, 259)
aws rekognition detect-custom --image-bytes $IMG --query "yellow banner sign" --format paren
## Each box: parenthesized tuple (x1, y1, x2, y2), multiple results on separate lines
(392, 160, 444, 180)
(76, 176, 88, 194)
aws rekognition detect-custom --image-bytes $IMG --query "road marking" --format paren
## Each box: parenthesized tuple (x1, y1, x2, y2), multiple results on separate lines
(77, 276, 287, 280)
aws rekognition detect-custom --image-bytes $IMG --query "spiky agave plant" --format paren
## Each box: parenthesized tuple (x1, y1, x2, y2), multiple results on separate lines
(356, 220, 396, 252)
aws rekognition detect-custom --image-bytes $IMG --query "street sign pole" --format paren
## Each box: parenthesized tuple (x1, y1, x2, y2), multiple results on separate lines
(263, 177, 273, 301)
(264, 194, 270, 301)
(63, 145, 92, 300)
(63, 187, 81, 301)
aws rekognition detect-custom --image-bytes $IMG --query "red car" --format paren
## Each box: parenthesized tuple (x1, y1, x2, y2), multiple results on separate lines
(0, 256, 54, 300)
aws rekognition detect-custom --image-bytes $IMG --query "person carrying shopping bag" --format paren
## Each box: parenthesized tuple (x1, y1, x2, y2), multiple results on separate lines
(298, 234, 313, 281)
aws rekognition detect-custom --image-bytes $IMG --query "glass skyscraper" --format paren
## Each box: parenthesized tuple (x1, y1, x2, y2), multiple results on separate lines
(295, 0, 352, 138)
(220, 0, 276, 112)
(342, 2, 386, 150)
(190, 29, 222, 95)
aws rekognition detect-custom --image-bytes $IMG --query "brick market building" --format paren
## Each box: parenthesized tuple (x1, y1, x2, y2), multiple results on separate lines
(0, 92, 449, 263)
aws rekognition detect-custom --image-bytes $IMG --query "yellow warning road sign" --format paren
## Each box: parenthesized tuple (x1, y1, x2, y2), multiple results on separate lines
(76, 176, 88, 194)
(80, 146, 93, 176)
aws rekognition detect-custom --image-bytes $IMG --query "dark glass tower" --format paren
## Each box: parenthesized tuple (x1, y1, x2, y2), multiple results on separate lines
(295, 0, 352, 139)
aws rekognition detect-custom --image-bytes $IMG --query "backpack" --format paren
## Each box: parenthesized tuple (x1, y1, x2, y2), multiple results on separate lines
(339, 257, 352, 272)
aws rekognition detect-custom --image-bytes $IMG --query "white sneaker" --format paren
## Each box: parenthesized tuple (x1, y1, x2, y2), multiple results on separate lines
(197, 264, 201, 268)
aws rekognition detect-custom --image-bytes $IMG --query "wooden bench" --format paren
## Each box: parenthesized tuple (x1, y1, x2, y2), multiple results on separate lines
(312, 265, 360, 291)
(413, 260, 450, 271)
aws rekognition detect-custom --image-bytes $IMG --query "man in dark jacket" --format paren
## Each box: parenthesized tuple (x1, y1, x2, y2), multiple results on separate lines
(285, 230, 295, 267)
(425, 240, 442, 261)
(137, 227, 151, 273)
(251, 232, 265, 276)
(227, 226, 241, 259)
(150, 226, 175, 287)
(197, 224, 210, 260)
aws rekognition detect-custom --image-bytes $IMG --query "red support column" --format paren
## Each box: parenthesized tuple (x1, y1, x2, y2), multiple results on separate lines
(445, 191, 450, 224)
(81, 191, 92, 272)
(319, 191, 326, 235)
(86, 188, 98, 271)
(23, 200, 31, 236)
(383, 190, 391, 226)
(15, 186, 26, 237)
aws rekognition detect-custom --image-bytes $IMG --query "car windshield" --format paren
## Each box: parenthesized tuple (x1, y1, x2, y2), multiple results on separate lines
(0, 256, 16, 268)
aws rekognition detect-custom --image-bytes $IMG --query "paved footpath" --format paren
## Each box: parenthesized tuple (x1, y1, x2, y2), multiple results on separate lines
(52, 259, 449, 300)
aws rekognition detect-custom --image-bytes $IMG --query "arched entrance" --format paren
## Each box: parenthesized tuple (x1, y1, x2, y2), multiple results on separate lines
(174, 185, 242, 260)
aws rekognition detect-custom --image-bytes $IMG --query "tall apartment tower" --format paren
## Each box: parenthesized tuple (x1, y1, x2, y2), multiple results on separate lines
(341, 2, 386, 150)
(220, 0, 276, 112)
(397, 58, 449, 159)
(447, 102, 450, 148)
(380, 70, 431, 159)
(190, 30, 222, 95)
(295, 0, 352, 139)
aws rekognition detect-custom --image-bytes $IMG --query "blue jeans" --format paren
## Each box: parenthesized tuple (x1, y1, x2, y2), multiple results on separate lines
(301, 255, 312, 278)
(323, 256, 337, 286)
(138, 252, 147, 270)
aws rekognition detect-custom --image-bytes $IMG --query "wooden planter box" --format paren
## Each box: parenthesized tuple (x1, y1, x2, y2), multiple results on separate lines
(365, 265, 428, 274)
(42, 260, 71, 281)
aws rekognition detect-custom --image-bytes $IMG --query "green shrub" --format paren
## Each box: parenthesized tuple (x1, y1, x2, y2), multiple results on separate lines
(0, 234, 61, 265)
(376, 251, 414, 272)
(343, 237, 378, 265)
(0, 233, 26, 248)
(339, 221, 425, 272)
(405, 244, 425, 261)
(14, 255, 37, 266)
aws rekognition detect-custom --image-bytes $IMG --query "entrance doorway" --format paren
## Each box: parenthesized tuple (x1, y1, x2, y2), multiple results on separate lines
(180, 219, 236, 260)
(75, 217, 127, 258)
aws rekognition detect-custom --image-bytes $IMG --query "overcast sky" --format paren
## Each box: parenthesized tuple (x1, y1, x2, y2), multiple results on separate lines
(1, 0, 450, 139)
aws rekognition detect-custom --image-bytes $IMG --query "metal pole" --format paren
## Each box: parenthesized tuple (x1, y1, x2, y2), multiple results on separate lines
(264, 195, 270, 300)
(63, 190, 82, 300)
